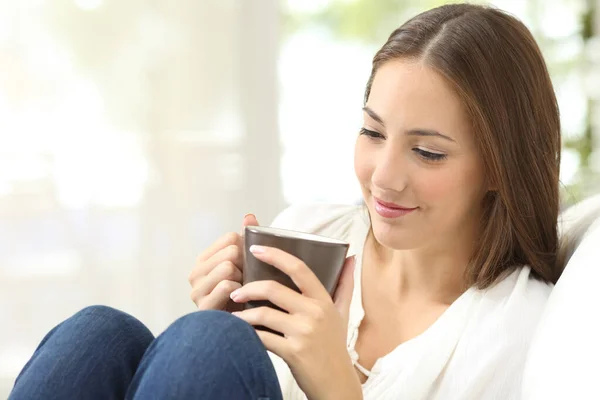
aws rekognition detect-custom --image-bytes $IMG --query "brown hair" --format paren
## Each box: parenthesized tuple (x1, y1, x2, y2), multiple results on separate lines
(365, 4, 562, 289)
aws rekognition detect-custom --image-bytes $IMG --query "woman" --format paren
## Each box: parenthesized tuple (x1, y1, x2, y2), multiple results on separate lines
(10, 3, 561, 400)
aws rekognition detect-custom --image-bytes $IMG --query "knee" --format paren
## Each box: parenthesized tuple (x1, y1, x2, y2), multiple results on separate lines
(169, 310, 256, 345)
(67, 305, 154, 354)
(128, 312, 275, 399)
(74, 304, 129, 323)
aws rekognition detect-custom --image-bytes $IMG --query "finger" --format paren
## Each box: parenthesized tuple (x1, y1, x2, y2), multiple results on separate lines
(254, 328, 289, 359)
(194, 280, 241, 310)
(196, 232, 241, 264)
(232, 306, 295, 336)
(248, 246, 329, 301)
(333, 256, 356, 322)
(230, 280, 310, 314)
(241, 213, 260, 235)
(192, 261, 243, 299)
(189, 244, 242, 284)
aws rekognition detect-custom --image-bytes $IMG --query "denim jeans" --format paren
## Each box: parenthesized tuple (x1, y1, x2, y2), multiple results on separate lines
(9, 306, 283, 400)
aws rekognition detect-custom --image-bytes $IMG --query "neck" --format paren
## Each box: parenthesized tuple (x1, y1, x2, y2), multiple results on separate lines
(366, 229, 476, 304)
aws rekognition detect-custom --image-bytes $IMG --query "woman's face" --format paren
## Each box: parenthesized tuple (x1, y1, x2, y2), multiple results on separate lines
(354, 59, 489, 251)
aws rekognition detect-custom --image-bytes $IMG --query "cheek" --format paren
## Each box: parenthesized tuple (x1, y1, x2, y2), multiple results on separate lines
(418, 172, 454, 201)
(416, 163, 486, 210)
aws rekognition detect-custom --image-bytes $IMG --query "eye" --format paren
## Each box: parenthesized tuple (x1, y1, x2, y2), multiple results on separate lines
(413, 147, 448, 162)
(360, 128, 385, 140)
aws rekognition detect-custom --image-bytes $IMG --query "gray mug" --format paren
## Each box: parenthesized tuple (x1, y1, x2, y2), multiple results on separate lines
(243, 226, 350, 334)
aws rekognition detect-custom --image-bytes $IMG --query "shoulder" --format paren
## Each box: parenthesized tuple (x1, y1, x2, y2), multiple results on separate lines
(441, 268, 552, 398)
(269, 202, 367, 241)
(481, 266, 552, 311)
(466, 267, 552, 350)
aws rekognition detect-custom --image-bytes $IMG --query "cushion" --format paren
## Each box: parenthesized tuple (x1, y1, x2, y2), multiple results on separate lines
(522, 193, 600, 399)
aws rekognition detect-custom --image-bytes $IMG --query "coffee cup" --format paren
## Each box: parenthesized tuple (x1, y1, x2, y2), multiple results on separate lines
(243, 225, 350, 334)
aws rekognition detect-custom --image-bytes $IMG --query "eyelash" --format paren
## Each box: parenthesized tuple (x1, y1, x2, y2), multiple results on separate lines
(359, 128, 448, 162)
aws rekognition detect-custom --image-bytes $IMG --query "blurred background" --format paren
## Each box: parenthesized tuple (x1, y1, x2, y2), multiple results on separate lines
(1, 0, 599, 395)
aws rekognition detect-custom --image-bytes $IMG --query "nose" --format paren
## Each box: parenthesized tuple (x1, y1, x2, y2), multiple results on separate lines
(371, 145, 408, 194)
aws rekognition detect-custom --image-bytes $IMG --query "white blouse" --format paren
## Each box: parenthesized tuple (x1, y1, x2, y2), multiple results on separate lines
(267, 203, 552, 400)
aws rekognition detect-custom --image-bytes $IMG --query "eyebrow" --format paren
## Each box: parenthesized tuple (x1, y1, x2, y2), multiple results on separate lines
(362, 106, 456, 143)
(362, 106, 386, 126)
(407, 129, 456, 143)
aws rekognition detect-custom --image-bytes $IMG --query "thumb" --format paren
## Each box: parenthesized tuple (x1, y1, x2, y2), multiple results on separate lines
(333, 255, 356, 323)
(240, 213, 260, 235)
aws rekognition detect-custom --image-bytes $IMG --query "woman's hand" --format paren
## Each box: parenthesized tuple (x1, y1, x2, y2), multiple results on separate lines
(230, 245, 362, 400)
(188, 214, 258, 312)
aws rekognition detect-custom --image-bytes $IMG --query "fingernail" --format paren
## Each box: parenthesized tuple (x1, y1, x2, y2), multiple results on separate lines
(230, 289, 240, 300)
(249, 245, 265, 254)
(243, 213, 255, 221)
(231, 311, 241, 317)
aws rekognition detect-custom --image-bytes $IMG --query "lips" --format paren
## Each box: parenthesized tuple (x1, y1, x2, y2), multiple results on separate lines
(373, 197, 417, 219)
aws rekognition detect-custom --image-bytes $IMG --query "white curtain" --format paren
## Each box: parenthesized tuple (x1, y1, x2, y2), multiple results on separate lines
(0, 0, 283, 395)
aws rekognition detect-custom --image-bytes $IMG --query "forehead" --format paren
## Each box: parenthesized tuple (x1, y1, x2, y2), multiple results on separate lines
(367, 59, 472, 142)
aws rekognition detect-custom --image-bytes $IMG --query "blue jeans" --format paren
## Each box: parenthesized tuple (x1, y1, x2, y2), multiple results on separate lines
(9, 306, 283, 400)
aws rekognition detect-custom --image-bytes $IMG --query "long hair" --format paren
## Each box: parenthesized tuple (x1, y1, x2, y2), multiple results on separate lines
(365, 4, 561, 288)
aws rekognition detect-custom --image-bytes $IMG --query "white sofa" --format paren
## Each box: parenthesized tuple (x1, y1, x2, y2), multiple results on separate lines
(523, 193, 600, 399)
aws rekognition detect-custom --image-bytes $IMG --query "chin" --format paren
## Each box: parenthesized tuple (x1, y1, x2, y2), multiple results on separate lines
(370, 219, 418, 250)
